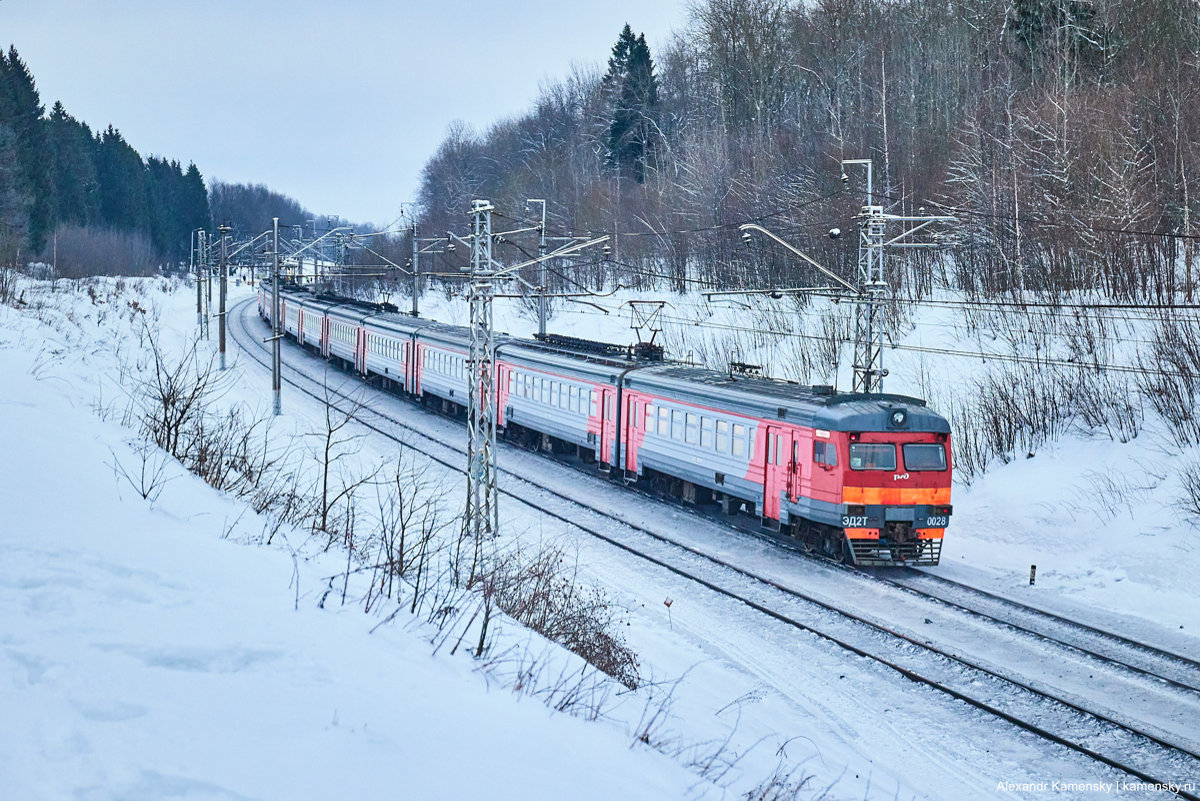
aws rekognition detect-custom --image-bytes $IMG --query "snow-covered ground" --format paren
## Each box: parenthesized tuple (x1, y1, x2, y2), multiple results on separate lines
(0, 280, 700, 799)
(2, 274, 1197, 800)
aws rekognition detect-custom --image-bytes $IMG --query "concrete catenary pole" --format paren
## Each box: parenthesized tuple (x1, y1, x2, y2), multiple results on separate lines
(271, 217, 282, 415)
(218, 224, 229, 370)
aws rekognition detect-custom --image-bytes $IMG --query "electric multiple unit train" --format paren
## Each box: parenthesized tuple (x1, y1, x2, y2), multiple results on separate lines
(260, 286, 952, 565)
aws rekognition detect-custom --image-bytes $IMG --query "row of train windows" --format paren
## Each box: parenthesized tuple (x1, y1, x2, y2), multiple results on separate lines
(636, 405, 753, 458)
(334, 323, 353, 344)
(368, 334, 403, 362)
(424, 349, 466, 378)
(509, 372, 595, 414)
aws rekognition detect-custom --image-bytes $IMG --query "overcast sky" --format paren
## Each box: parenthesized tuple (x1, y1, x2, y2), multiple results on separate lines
(3, 0, 690, 226)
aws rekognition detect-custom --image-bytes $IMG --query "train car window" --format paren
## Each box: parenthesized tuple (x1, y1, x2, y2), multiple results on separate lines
(732, 424, 746, 456)
(685, 413, 698, 445)
(701, 417, 713, 448)
(716, 420, 729, 452)
(670, 409, 682, 440)
(814, 441, 838, 466)
(902, 443, 947, 471)
(768, 435, 777, 465)
(643, 404, 653, 432)
(849, 443, 897, 471)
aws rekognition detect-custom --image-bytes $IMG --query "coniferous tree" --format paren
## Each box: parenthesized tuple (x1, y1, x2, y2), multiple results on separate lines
(96, 125, 150, 234)
(182, 163, 211, 239)
(603, 25, 660, 182)
(47, 101, 100, 226)
(0, 122, 32, 261)
(0, 47, 53, 252)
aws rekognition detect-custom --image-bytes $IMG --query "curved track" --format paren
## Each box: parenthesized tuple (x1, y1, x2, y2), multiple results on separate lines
(229, 297, 1200, 797)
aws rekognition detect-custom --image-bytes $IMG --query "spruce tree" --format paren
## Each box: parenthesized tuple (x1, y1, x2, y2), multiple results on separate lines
(602, 25, 660, 183)
(0, 122, 32, 261)
(48, 101, 100, 226)
(182, 163, 211, 235)
(96, 125, 151, 234)
(0, 47, 53, 252)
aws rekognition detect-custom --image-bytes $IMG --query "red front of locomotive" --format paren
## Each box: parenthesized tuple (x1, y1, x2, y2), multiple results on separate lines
(835, 417, 952, 566)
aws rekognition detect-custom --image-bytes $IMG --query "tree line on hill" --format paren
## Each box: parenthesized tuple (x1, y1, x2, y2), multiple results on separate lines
(411, 0, 1200, 303)
(0, 46, 325, 277)
(0, 46, 210, 275)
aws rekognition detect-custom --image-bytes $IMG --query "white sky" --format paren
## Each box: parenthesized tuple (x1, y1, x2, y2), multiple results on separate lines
(2, 0, 690, 226)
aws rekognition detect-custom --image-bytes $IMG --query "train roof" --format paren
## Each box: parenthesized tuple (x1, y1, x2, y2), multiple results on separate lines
(498, 340, 638, 382)
(627, 364, 949, 433)
(364, 311, 442, 334)
(280, 288, 948, 433)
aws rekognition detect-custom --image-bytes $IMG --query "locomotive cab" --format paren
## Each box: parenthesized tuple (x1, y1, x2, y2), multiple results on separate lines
(838, 428, 952, 565)
(813, 396, 952, 567)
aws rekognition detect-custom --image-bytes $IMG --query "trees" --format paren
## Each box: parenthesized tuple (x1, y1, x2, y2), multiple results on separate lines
(0, 47, 214, 271)
(208, 181, 308, 236)
(602, 25, 660, 183)
(0, 123, 32, 263)
(0, 48, 53, 253)
(48, 102, 101, 227)
(411, 0, 1200, 303)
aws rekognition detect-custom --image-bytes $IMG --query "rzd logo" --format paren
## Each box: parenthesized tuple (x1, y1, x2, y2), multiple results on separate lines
(893, 473, 909, 481)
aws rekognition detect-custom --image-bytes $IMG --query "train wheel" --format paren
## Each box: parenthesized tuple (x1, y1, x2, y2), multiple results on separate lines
(821, 531, 846, 562)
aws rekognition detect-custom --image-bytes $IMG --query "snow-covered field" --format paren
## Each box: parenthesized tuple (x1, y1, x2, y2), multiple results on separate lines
(2, 274, 1197, 800)
(0, 279, 701, 799)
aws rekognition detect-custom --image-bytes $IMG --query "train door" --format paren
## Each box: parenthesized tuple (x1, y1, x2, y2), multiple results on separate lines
(495, 364, 510, 428)
(599, 387, 616, 466)
(321, 316, 331, 359)
(355, 328, 366, 375)
(787, 430, 809, 503)
(623, 394, 638, 472)
(762, 425, 793, 522)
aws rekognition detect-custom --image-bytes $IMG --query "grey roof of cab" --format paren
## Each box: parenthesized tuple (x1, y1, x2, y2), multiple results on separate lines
(628, 364, 950, 432)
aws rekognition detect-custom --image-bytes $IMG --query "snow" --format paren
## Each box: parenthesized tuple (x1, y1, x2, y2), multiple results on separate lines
(0, 282, 695, 800)
(2, 274, 1198, 800)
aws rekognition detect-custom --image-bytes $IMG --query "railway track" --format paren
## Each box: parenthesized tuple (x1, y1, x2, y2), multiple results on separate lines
(882, 568, 1200, 694)
(228, 297, 1200, 797)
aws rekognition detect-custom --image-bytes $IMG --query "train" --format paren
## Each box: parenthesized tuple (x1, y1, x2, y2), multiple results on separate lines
(259, 285, 953, 566)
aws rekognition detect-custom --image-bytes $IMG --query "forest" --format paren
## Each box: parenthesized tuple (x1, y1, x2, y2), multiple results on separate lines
(411, 0, 1200, 303)
(0, 46, 211, 276)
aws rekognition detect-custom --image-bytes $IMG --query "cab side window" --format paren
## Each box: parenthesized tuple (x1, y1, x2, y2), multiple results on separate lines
(814, 441, 838, 467)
